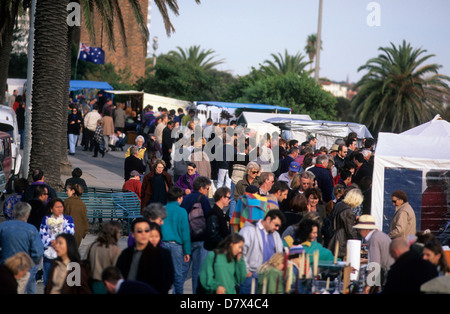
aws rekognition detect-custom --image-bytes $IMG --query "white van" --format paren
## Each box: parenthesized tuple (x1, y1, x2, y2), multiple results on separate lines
(0, 105, 22, 179)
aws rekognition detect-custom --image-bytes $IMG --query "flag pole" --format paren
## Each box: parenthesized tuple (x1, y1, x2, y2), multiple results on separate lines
(74, 41, 81, 80)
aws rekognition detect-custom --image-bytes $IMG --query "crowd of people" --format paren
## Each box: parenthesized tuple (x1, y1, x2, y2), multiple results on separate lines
(0, 95, 449, 295)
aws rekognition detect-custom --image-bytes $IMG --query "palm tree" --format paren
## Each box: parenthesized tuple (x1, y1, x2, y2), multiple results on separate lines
(168, 45, 225, 71)
(304, 33, 322, 73)
(27, 0, 201, 187)
(260, 49, 311, 76)
(29, 0, 69, 188)
(352, 40, 450, 134)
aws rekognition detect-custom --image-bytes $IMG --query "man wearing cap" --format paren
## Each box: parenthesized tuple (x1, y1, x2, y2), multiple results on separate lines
(278, 161, 300, 187)
(122, 170, 142, 200)
(353, 215, 394, 294)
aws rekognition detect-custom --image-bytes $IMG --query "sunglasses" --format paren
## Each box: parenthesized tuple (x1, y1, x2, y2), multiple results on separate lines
(136, 229, 150, 234)
(251, 171, 259, 174)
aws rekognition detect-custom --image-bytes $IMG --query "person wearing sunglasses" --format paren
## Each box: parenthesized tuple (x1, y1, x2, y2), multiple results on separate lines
(116, 218, 174, 294)
(175, 162, 200, 195)
(204, 187, 232, 252)
(388, 190, 417, 242)
(233, 162, 260, 203)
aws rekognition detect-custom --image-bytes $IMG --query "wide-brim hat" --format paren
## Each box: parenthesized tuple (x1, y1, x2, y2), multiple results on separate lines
(329, 144, 339, 153)
(353, 214, 378, 230)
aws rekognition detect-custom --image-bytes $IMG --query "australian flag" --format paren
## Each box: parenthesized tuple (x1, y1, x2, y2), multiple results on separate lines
(79, 42, 105, 65)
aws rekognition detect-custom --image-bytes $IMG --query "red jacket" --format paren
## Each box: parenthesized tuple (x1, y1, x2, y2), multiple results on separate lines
(122, 178, 142, 200)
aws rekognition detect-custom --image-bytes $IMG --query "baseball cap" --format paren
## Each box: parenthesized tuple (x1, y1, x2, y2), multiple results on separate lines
(289, 161, 300, 172)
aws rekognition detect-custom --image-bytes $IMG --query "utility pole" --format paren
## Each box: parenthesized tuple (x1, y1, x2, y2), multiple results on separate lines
(314, 0, 323, 82)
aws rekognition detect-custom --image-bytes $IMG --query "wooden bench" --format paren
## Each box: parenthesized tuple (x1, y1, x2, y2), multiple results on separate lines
(56, 192, 142, 234)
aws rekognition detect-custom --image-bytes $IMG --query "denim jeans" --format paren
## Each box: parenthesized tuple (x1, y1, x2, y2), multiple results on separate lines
(68, 133, 78, 154)
(239, 271, 258, 294)
(182, 241, 207, 294)
(25, 265, 39, 294)
(229, 181, 236, 220)
(43, 257, 54, 287)
(162, 242, 186, 294)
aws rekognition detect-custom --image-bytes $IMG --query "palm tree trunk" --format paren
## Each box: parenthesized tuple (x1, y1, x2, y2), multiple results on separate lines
(29, 0, 69, 189)
(60, 23, 78, 176)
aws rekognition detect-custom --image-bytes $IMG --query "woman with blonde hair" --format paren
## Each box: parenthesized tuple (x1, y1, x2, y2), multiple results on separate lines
(257, 252, 286, 294)
(327, 187, 363, 259)
(0, 252, 34, 294)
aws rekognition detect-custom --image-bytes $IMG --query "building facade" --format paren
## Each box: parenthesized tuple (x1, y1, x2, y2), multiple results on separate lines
(79, 0, 149, 83)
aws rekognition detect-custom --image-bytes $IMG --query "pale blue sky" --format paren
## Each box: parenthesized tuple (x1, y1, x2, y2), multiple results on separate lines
(148, 0, 450, 84)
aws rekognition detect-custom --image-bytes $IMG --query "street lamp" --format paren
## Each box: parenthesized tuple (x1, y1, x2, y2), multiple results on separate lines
(152, 36, 158, 67)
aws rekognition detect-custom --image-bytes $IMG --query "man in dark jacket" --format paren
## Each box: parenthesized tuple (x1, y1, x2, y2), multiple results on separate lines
(22, 169, 57, 203)
(204, 187, 231, 251)
(382, 237, 438, 294)
(180, 176, 211, 293)
(115, 218, 174, 294)
(352, 152, 372, 186)
(309, 154, 334, 203)
(162, 120, 175, 170)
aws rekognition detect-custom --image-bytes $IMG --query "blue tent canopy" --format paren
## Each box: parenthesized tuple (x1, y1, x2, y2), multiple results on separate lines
(196, 101, 291, 112)
(69, 80, 114, 92)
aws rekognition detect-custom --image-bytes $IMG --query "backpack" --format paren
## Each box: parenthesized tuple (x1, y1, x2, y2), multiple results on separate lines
(188, 194, 206, 240)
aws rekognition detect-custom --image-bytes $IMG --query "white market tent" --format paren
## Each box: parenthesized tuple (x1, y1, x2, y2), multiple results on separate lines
(105, 90, 191, 113)
(371, 115, 450, 233)
(265, 116, 373, 150)
(237, 112, 312, 139)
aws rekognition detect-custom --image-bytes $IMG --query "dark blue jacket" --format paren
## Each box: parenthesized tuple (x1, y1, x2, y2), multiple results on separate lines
(309, 165, 334, 203)
(180, 191, 211, 217)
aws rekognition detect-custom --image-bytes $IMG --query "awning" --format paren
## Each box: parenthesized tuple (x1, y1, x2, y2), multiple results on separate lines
(69, 80, 114, 92)
(196, 101, 291, 112)
(104, 90, 144, 95)
(264, 117, 373, 139)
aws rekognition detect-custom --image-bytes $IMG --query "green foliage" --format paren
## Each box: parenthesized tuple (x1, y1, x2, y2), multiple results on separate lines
(168, 45, 225, 71)
(8, 52, 27, 78)
(226, 72, 337, 120)
(334, 96, 356, 122)
(351, 40, 450, 134)
(135, 54, 236, 100)
(260, 49, 312, 76)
